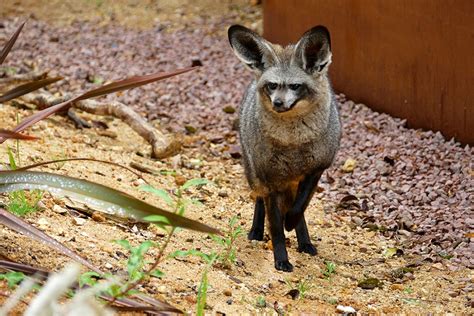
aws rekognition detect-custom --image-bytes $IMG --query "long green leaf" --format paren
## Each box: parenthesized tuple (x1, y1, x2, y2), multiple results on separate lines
(0, 21, 25, 65)
(196, 269, 208, 316)
(0, 171, 219, 234)
(0, 208, 100, 273)
(1, 67, 197, 142)
(181, 178, 210, 190)
(0, 77, 62, 103)
(140, 185, 173, 207)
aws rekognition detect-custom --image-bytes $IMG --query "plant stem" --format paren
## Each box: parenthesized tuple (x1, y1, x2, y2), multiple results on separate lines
(106, 198, 183, 305)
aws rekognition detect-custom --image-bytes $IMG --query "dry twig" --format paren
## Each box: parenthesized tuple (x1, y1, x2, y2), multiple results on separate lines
(19, 91, 181, 159)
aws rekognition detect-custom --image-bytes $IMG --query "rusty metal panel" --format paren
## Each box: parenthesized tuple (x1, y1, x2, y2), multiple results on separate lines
(263, 0, 474, 144)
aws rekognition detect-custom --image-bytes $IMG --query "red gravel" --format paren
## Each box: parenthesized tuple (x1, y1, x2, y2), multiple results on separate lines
(1, 18, 472, 267)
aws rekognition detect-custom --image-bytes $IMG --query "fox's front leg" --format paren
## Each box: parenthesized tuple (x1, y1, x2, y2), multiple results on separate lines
(248, 197, 265, 241)
(285, 169, 324, 231)
(267, 193, 293, 272)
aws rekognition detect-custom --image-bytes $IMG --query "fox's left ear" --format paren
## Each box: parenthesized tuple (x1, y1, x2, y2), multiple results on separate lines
(293, 25, 332, 74)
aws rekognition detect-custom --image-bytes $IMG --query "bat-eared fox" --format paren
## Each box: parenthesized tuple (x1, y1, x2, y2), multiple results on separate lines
(228, 24, 341, 272)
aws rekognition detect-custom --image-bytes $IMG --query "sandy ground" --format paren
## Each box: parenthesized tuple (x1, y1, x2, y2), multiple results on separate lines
(0, 0, 473, 314)
(0, 107, 472, 314)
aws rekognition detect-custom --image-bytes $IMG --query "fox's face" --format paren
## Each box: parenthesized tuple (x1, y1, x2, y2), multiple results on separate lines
(228, 25, 332, 115)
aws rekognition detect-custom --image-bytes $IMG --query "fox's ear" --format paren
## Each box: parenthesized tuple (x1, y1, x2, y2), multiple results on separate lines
(228, 25, 277, 72)
(294, 25, 332, 74)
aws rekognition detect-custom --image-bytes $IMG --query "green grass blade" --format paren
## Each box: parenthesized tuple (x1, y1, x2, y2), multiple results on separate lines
(181, 178, 210, 191)
(196, 269, 208, 316)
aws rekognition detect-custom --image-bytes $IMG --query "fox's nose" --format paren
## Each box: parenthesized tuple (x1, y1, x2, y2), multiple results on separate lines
(273, 99, 284, 108)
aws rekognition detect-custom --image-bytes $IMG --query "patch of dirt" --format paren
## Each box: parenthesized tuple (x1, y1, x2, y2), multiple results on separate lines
(0, 1, 473, 314)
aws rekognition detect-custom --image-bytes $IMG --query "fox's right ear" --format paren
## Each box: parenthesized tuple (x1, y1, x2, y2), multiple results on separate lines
(228, 25, 277, 73)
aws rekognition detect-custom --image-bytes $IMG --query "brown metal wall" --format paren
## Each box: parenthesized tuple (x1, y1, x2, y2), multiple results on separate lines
(263, 0, 474, 144)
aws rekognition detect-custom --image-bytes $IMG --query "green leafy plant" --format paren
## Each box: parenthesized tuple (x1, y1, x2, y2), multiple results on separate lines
(404, 286, 414, 294)
(170, 249, 217, 316)
(90, 178, 212, 304)
(210, 216, 242, 269)
(0, 271, 25, 288)
(78, 271, 102, 288)
(143, 177, 220, 315)
(255, 295, 266, 308)
(196, 252, 218, 316)
(82, 239, 162, 300)
(285, 276, 313, 301)
(7, 189, 43, 217)
(322, 261, 336, 278)
(5, 147, 43, 216)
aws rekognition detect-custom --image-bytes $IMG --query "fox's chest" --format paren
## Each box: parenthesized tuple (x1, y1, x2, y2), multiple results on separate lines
(256, 139, 330, 186)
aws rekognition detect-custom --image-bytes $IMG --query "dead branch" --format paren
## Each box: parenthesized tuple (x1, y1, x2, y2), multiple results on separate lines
(19, 91, 181, 159)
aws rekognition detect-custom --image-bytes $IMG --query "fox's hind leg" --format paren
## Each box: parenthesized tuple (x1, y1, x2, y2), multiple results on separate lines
(295, 214, 317, 255)
(267, 193, 293, 272)
(285, 169, 324, 231)
(248, 197, 265, 241)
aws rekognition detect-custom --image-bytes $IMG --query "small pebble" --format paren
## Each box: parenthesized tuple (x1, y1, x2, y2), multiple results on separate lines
(157, 285, 167, 294)
(390, 283, 404, 291)
(53, 205, 67, 214)
(73, 217, 87, 226)
(218, 190, 228, 197)
(175, 175, 186, 186)
(91, 212, 106, 222)
(37, 218, 49, 228)
(336, 305, 356, 314)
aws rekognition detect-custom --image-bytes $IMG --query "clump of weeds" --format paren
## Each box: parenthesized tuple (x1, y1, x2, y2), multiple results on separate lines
(210, 216, 243, 269)
(5, 146, 43, 216)
(285, 276, 313, 301)
(322, 261, 337, 278)
(77, 178, 211, 305)
(169, 214, 243, 314)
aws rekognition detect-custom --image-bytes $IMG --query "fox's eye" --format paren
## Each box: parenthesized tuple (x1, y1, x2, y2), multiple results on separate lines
(266, 82, 278, 90)
(289, 84, 301, 91)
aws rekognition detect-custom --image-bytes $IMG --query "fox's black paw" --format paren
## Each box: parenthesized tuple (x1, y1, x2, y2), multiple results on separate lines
(298, 243, 317, 256)
(275, 260, 294, 272)
(247, 229, 264, 241)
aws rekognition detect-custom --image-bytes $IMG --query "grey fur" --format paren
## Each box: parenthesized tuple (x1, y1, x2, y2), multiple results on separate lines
(231, 25, 341, 197)
(229, 24, 341, 271)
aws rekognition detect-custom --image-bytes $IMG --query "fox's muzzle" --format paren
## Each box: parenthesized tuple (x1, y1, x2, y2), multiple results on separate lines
(272, 98, 297, 112)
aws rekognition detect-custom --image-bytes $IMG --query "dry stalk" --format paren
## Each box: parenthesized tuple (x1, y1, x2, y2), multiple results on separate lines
(18, 91, 181, 159)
